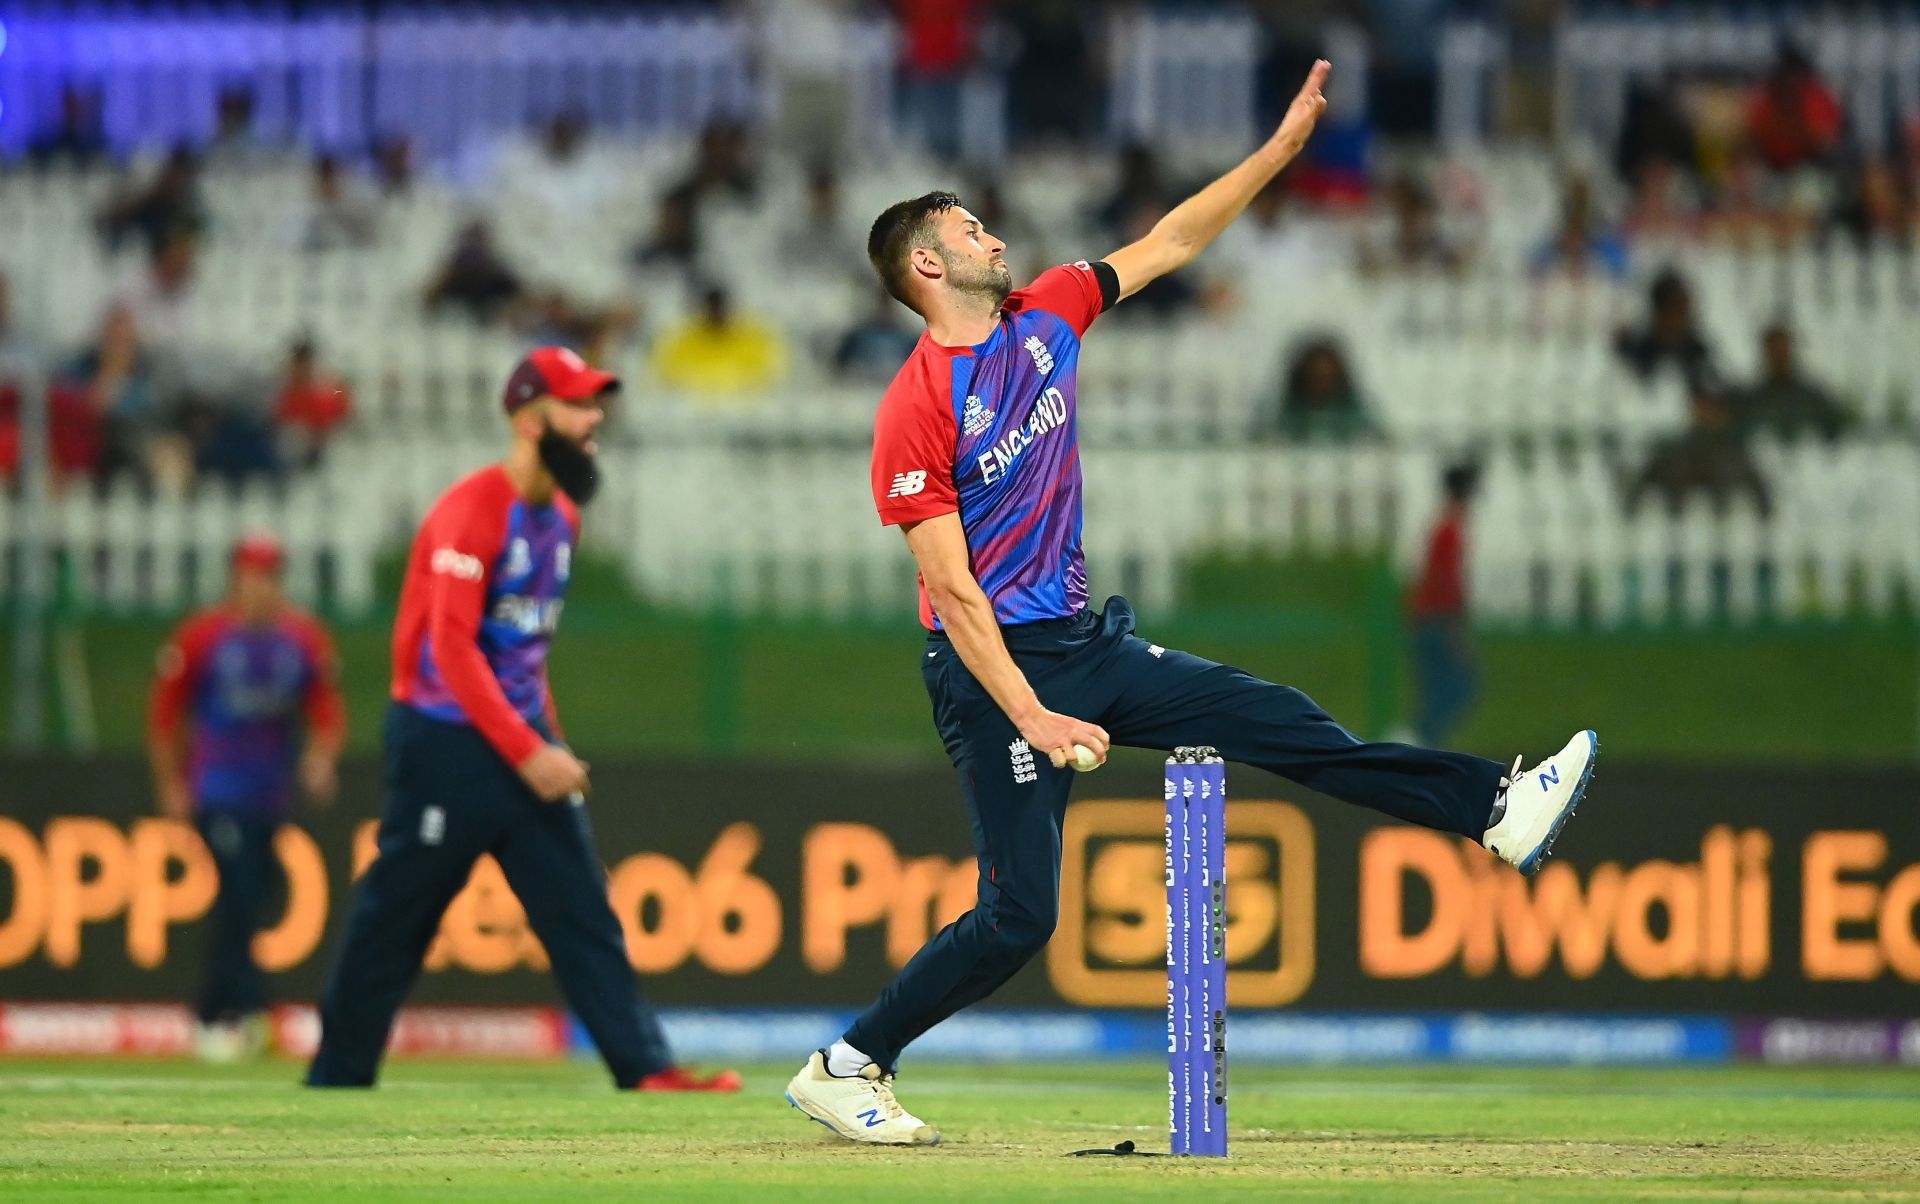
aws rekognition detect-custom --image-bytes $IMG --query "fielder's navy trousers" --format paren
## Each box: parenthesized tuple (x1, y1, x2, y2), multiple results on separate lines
(195, 809, 280, 1024)
(843, 596, 1504, 1071)
(306, 703, 672, 1087)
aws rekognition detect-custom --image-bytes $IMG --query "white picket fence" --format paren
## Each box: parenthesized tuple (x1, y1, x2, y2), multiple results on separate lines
(1471, 440, 1920, 626)
(5, 438, 1912, 628)
(0, 473, 383, 617)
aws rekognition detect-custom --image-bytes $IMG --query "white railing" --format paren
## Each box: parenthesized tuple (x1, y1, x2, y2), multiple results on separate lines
(2, 439, 1914, 628)
(0, 473, 383, 617)
(1470, 440, 1920, 627)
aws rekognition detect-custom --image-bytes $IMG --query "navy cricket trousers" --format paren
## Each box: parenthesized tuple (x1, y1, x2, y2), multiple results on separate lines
(195, 809, 281, 1024)
(306, 703, 672, 1087)
(844, 596, 1505, 1069)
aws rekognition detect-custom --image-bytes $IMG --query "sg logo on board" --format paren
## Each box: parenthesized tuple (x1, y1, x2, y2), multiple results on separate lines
(1047, 800, 1316, 1007)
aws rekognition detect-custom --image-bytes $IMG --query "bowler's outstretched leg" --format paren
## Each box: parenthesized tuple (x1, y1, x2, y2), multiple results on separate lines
(1100, 640, 1595, 874)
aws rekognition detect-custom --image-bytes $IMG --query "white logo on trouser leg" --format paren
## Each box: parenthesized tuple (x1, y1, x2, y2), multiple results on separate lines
(1009, 739, 1037, 784)
(420, 806, 446, 845)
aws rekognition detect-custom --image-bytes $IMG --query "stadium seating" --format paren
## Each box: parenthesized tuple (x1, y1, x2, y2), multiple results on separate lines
(1438, 13, 1920, 154)
(2, 10, 1916, 629)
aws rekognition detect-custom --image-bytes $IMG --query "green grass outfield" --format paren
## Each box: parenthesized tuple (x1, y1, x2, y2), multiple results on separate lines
(4, 1059, 1918, 1200)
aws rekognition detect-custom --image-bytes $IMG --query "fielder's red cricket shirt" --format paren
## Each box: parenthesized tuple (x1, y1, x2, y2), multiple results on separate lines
(391, 464, 577, 767)
(1409, 504, 1468, 619)
(149, 605, 345, 814)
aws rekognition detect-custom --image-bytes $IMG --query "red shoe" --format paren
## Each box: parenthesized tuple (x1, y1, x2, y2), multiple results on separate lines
(636, 1066, 743, 1093)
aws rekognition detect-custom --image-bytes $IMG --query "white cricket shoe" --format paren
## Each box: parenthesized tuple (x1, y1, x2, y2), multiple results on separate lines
(195, 1022, 247, 1064)
(784, 1050, 941, 1146)
(196, 1014, 268, 1063)
(1482, 730, 1598, 877)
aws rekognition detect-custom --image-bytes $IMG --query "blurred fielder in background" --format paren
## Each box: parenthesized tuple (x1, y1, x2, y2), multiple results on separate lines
(303, 347, 738, 1093)
(149, 533, 345, 1061)
(1408, 461, 1483, 747)
(786, 61, 1598, 1146)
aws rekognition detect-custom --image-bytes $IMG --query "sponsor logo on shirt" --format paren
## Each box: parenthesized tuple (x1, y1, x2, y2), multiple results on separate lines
(1024, 335, 1055, 375)
(977, 386, 1069, 486)
(887, 470, 929, 498)
(490, 596, 565, 636)
(555, 542, 572, 583)
(431, 548, 485, 582)
(961, 394, 995, 437)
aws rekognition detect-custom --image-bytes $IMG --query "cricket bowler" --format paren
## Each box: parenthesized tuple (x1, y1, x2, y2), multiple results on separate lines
(785, 61, 1597, 1144)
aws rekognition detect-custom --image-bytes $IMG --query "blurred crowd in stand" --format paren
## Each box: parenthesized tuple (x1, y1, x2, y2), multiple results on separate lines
(1, 6, 1915, 515)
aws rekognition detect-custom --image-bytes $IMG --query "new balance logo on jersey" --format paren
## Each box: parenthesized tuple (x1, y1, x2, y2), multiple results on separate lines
(1025, 335, 1055, 375)
(888, 470, 928, 498)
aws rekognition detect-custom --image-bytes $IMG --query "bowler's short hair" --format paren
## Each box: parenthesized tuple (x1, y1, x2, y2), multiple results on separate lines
(867, 191, 962, 313)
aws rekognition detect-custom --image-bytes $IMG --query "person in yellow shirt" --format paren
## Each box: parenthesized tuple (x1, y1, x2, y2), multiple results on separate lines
(653, 284, 788, 397)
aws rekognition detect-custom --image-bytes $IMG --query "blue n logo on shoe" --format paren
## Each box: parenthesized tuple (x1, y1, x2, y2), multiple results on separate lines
(1537, 765, 1560, 789)
(857, 1108, 884, 1128)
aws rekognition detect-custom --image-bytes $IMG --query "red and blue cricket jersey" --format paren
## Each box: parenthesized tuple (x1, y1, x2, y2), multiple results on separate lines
(390, 465, 576, 767)
(149, 606, 344, 814)
(870, 262, 1108, 629)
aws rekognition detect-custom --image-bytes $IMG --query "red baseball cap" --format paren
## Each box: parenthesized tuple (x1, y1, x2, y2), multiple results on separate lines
(503, 346, 620, 413)
(232, 533, 285, 574)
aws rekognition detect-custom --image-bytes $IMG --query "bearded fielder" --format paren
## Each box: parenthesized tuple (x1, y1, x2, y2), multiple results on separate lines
(305, 347, 738, 1092)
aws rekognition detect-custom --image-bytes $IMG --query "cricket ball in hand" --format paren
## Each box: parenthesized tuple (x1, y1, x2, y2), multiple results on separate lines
(1070, 744, 1101, 772)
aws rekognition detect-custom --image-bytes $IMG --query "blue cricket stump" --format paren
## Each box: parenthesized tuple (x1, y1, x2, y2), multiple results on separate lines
(1167, 746, 1227, 1157)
